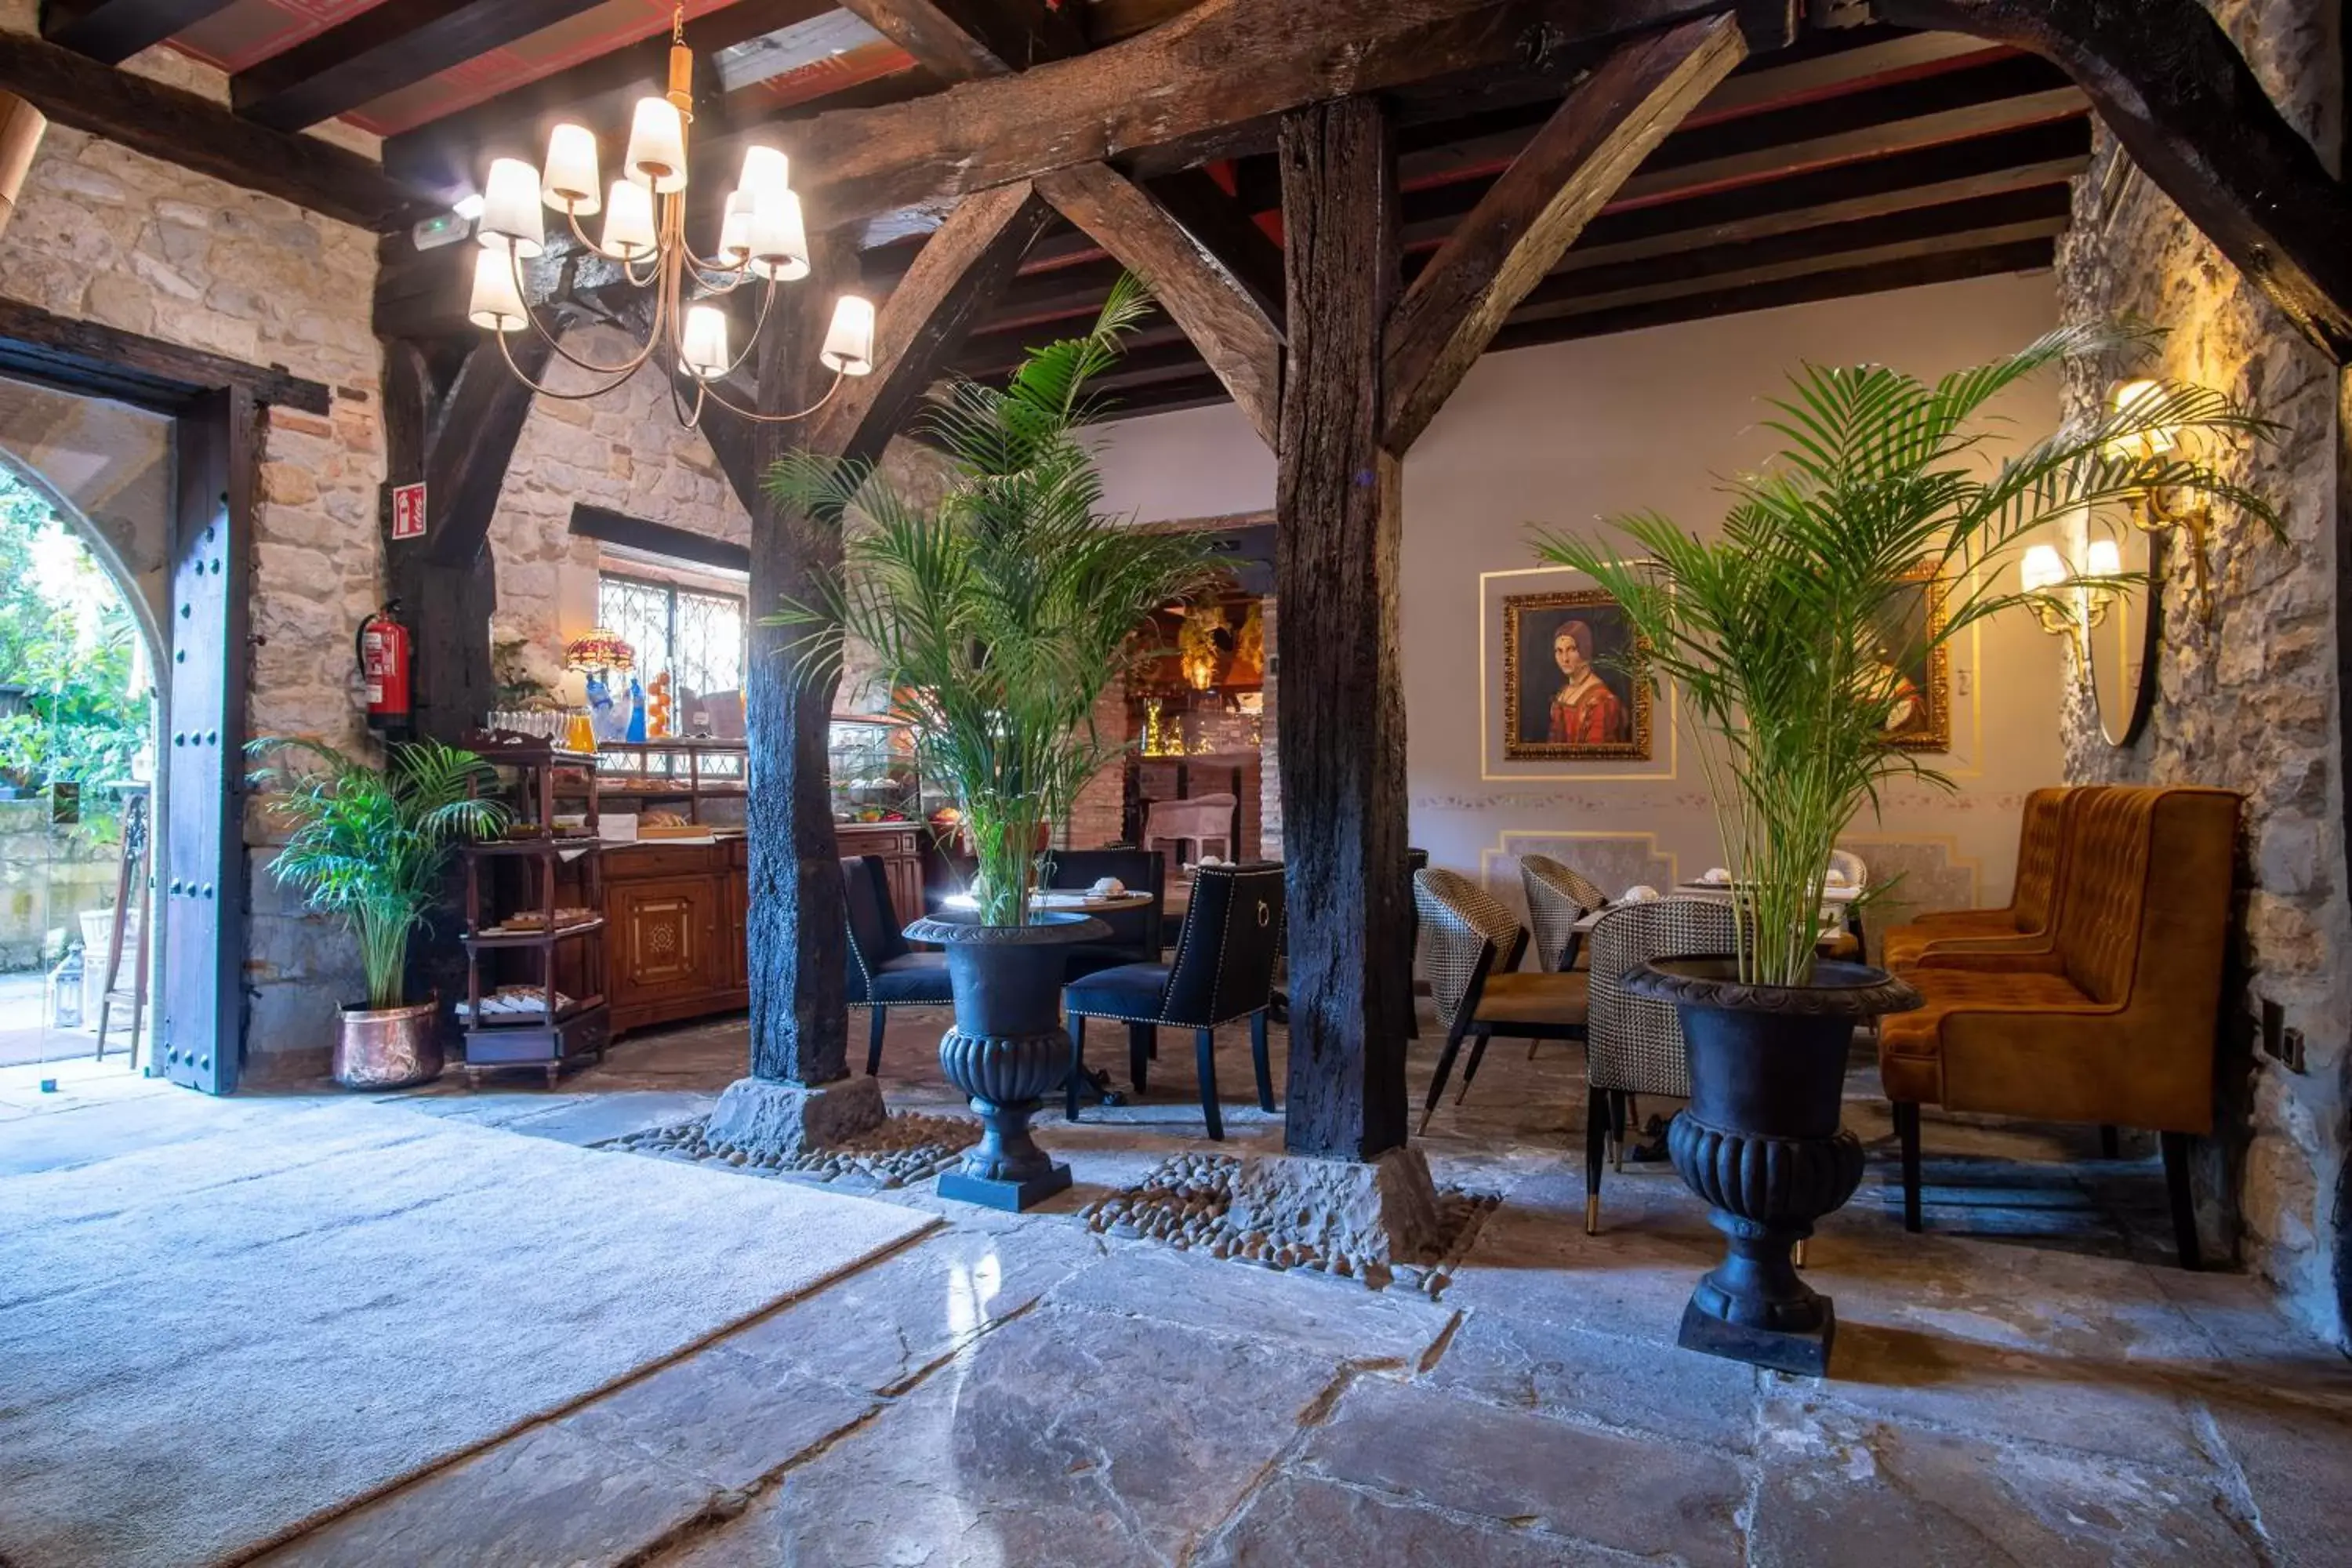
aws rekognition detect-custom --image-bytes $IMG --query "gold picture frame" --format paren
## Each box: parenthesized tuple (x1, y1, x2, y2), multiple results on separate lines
(1871, 562, 1951, 753)
(1502, 589, 1653, 761)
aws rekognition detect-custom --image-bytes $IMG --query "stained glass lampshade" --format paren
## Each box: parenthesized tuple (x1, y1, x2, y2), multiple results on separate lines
(564, 628, 637, 673)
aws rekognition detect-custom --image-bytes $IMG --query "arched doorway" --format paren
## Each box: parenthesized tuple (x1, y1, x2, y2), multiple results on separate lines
(0, 380, 170, 1073)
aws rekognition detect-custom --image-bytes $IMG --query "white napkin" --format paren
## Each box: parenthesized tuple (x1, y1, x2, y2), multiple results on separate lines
(1700, 866, 1732, 885)
(1623, 884, 1661, 903)
(1089, 877, 1127, 897)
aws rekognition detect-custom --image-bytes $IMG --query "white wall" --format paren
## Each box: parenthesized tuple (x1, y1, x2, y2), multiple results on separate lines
(1088, 270, 2070, 941)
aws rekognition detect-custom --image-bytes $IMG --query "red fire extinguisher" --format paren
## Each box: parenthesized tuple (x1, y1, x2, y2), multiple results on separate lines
(358, 604, 412, 735)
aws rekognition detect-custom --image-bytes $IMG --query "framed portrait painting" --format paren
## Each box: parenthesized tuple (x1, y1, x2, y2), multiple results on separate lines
(1864, 564, 1951, 753)
(1502, 590, 1651, 761)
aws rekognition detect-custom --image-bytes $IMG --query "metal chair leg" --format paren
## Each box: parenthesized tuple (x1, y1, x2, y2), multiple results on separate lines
(2161, 1130, 2202, 1270)
(1128, 1022, 1154, 1094)
(1250, 1009, 1274, 1111)
(1793, 1239, 1809, 1269)
(1454, 1027, 1494, 1105)
(1610, 1090, 1628, 1171)
(1196, 1027, 1223, 1141)
(2099, 1123, 2121, 1159)
(865, 1007, 887, 1076)
(1420, 1025, 1469, 1134)
(1065, 1015, 1087, 1123)
(1585, 1087, 1608, 1235)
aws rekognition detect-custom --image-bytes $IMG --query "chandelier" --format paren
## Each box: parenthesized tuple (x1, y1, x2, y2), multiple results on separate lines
(463, 5, 875, 427)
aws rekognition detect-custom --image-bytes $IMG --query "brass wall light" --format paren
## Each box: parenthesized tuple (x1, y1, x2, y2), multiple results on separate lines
(2107, 378, 2219, 624)
(2020, 538, 2123, 671)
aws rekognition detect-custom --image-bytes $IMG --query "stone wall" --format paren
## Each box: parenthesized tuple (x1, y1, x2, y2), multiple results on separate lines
(0, 802, 117, 972)
(2053, 0, 2349, 1342)
(0, 23, 390, 1076)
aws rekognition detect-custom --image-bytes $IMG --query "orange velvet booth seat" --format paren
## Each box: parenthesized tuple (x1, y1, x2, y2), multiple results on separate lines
(1881, 786, 2085, 973)
(1878, 785, 2240, 1268)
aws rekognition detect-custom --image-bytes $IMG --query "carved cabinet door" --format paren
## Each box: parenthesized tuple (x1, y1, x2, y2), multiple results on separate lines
(611, 876, 717, 1004)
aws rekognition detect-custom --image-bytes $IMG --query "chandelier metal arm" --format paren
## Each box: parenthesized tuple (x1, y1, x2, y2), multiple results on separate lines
(494, 325, 649, 402)
(694, 369, 848, 425)
(506, 246, 666, 379)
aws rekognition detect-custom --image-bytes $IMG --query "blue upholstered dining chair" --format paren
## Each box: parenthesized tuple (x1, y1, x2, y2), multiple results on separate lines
(1042, 847, 1167, 978)
(1061, 862, 1286, 1140)
(842, 854, 953, 1076)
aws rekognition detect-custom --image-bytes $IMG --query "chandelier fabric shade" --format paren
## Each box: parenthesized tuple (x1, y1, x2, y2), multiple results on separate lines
(626, 97, 689, 193)
(479, 157, 545, 257)
(821, 294, 877, 376)
(541, 123, 600, 213)
(463, 2, 873, 429)
(468, 247, 528, 332)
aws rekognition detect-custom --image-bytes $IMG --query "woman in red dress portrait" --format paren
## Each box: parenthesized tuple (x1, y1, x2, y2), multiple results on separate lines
(1546, 619, 1628, 746)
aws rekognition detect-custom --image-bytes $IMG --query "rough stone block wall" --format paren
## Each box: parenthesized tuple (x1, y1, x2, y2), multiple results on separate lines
(0, 24, 390, 1076)
(2054, 0, 2348, 1342)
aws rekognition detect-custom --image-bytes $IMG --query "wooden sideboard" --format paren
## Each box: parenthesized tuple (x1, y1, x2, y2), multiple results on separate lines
(600, 822, 929, 1038)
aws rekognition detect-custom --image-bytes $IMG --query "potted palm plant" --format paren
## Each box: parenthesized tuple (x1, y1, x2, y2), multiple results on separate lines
(769, 277, 1226, 1208)
(248, 736, 509, 1089)
(1536, 325, 2271, 1373)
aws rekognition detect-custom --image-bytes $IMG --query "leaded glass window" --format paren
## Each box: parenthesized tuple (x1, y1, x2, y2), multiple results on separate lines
(597, 572, 746, 703)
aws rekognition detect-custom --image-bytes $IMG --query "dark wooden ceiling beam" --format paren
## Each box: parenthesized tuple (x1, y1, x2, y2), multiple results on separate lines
(805, 180, 1058, 461)
(842, 0, 1087, 78)
(732, 0, 1738, 233)
(39, 0, 238, 65)
(232, 0, 613, 132)
(1875, 0, 2352, 362)
(1142, 168, 1287, 326)
(1383, 12, 1745, 453)
(1036, 161, 1283, 445)
(0, 29, 423, 230)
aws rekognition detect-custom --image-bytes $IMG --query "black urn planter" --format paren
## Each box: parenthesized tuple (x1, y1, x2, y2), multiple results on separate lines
(1624, 956, 1922, 1377)
(902, 911, 1109, 1213)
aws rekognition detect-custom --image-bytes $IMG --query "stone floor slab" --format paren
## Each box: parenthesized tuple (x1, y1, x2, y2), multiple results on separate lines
(719, 1220, 1105, 1395)
(1047, 1240, 1459, 1367)
(1298, 1376, 1749, 1568)
(1195, 1472, 1628, 1567)
(557, 1344, 877, 1494)
(1749, 1402, 2264, 1567)
(253, 1421, 720, 1568)
(1425, 1307, 1765, 1451)
(666, 1301, 1348, 1568)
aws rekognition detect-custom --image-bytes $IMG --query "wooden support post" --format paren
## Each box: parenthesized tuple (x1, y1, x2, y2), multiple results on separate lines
(1274, 96, 1411, 1161)
(379, 334, 554, 745)
(706, 242, 858, 1088)
(1877, 0, 2352, 363)
(1381, 13, 1746, 453)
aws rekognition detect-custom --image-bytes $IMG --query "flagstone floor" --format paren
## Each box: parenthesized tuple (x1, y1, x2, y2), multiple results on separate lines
(8, 1010, 2350, 1566)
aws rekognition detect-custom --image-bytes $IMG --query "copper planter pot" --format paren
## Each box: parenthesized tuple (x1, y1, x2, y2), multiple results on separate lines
(335, 997, 442, 1090)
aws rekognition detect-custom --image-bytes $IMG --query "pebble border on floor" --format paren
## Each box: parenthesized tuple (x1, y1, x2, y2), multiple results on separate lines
(1081, 1152, 1499, 1295)
(603, 1112, 981, 1189)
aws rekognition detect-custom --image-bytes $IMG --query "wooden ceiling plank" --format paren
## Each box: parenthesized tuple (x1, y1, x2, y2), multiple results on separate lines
(1878, 0, 2352, 362)
(232, 0, 613, 133)
(0, 29, 421, 229)
(738, 0, 1739, 233)
(1382, 11, 1746, 454)
(1037, 161, 1283, 445)
(1488, 234, 2053, 349)
(805, 180, 1058, 461)
(1513, 213, 2065, 324)
(378, 0, 839, 201)
(40, 0, 239, 66)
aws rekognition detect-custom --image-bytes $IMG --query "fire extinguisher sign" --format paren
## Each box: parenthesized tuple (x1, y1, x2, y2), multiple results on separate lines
(390, 481, 427, 541)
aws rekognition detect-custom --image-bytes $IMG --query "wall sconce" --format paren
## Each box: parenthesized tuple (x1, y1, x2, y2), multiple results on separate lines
(2021, 539, 2122, 672)
(2107, 378, 2217, 625)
